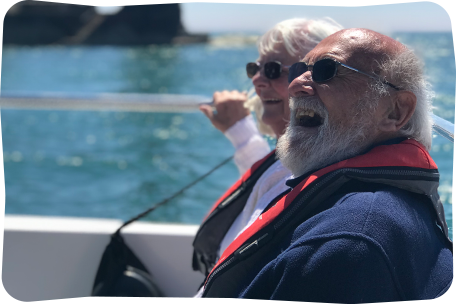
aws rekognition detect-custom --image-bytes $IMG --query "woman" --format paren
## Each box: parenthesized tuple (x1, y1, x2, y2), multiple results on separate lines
(199, 18, 343, 175)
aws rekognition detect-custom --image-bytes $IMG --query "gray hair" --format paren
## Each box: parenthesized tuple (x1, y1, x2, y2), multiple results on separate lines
(258, 17, 344, 58)
(374, 49, 434, 150)
(246, 18, 344, 137)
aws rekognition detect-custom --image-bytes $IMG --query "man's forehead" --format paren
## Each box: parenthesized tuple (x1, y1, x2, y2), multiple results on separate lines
(303, 29, 405, 65)
(303, 38, 348, 64)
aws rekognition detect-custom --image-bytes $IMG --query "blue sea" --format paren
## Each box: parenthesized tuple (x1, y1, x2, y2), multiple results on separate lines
(1, 32, 454, 239)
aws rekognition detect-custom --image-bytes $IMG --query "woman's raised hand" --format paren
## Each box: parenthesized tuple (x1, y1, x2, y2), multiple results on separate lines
(199, 90, 249, 132)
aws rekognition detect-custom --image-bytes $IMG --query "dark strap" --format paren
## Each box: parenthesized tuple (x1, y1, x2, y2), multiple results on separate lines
(115, 155, 233, 234)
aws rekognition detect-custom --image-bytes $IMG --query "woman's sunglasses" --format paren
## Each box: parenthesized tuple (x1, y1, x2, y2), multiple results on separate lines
(246, 61, 291, 80)
(288, 58, 400, 90)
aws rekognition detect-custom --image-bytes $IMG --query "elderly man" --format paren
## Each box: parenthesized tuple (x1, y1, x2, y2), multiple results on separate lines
(199, 29, 453, 302)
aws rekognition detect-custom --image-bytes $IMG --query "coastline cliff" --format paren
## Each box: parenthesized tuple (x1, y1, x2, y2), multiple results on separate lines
(3, 2, 208, 45)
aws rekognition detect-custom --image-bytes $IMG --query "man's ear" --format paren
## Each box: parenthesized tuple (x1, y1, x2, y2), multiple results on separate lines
(378, 90, 417, 132)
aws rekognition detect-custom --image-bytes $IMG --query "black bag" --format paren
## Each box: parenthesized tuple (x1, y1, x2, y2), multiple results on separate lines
(92, 232, 163, 297)
(91, 156, 233, 297)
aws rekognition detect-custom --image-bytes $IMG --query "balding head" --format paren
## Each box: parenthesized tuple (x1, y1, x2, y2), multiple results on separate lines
(278, 28, 433, 177)
(305, 28, 407, 76)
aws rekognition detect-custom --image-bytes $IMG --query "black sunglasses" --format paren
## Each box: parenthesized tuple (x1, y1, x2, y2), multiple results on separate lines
(288, 58, 400, 90)
(246, 61, 291, 80)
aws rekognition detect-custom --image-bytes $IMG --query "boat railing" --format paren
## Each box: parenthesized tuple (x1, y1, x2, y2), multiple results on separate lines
(0, 92, 454, 143)
(0, 91, 211, 112)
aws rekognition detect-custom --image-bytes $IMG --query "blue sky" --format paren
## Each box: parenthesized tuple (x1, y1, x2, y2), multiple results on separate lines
(178, 0, 455, 34)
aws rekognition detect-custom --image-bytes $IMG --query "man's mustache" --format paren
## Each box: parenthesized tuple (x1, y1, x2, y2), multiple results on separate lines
(289, 96, 328, 122)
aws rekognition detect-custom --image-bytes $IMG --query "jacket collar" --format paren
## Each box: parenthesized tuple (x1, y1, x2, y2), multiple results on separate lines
(286, 137, 409, 189)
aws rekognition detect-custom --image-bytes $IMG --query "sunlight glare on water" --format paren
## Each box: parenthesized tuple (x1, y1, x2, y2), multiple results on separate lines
(1, 33, 454, 239)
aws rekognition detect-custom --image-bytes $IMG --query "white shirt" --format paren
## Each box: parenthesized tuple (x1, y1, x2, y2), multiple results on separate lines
(195, 160, 292, 298)
(224, 115, 271, 175)
(194, 115, 291, 298)
(218, 160, 292, 257)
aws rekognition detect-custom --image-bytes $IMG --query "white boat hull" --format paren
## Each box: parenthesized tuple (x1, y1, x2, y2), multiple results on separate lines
(3, 207, 455, 301)
(2, 215, 205, 301)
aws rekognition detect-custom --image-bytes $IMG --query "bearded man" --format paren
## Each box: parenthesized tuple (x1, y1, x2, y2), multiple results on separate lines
(199, 29, 453, 302)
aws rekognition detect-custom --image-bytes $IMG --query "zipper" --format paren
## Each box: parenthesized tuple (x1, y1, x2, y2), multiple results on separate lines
(202, 167, 438, 295)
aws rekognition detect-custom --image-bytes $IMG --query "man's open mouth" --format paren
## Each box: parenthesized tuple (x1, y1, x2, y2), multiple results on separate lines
(295, 109, 324, 127)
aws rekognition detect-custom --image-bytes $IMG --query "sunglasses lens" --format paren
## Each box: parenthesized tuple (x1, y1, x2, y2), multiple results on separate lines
(312, 59, 337, 82)
(246, 63, 259, 78)
(288, 62, 308, 83)
(264, 62, 282, 79)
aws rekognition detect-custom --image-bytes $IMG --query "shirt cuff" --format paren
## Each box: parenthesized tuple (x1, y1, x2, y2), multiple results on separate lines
(224, 115, 262, 149)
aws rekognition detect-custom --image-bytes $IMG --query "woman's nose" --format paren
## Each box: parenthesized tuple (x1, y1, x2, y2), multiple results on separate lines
(252, 68, 270, 89)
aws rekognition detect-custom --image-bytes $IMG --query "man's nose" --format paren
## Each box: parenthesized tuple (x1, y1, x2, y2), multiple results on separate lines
(288, 71, 315, 97)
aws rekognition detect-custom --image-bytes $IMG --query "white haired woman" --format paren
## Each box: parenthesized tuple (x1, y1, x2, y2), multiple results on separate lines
(199, 18, 343, 175)
(193, 18, 343, 287)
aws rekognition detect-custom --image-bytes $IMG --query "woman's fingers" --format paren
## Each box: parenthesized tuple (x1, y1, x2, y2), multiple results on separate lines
(201, 90, 250, 132)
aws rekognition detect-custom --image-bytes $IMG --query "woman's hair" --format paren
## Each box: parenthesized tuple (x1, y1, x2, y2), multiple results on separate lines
(258, 17, 344, 58)
(246, 18, 344, 137)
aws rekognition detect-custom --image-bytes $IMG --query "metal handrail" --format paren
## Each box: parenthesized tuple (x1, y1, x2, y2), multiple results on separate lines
(0, 92, 211, 112)
(0, 92, 454, 143)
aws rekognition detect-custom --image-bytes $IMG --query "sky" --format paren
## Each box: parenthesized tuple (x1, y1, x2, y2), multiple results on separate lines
(180, 0, 456, 34)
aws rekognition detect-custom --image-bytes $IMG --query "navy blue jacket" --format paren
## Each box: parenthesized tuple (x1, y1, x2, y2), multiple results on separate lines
(201, 139, 452, 302)
(239, 182, 453, 302)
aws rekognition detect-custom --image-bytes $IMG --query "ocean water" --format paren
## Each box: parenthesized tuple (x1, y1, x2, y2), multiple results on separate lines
(1, 32, 454, 239)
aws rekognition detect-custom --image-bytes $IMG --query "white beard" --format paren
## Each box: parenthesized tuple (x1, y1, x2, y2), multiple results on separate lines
(276, 95, 378, 177)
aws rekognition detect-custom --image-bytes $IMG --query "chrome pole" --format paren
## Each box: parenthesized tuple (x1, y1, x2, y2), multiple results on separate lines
(431, 113, 454, 143)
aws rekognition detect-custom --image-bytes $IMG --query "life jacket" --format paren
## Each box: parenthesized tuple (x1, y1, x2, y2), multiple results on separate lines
(201, 139, 452, 298)
(192, 150, 278, 276)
